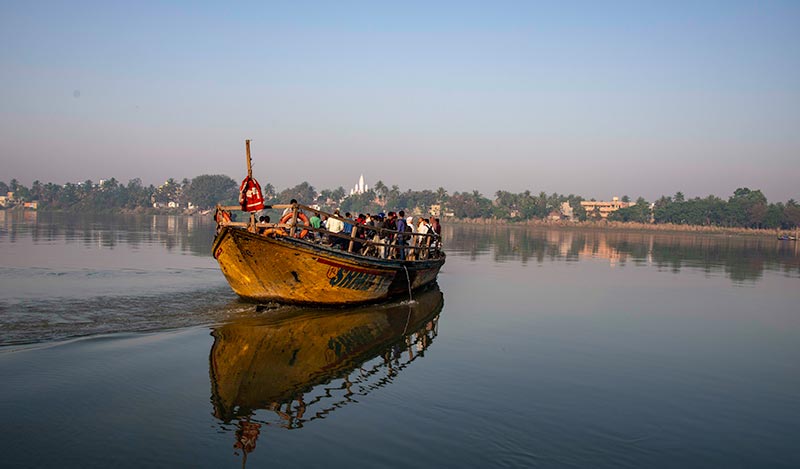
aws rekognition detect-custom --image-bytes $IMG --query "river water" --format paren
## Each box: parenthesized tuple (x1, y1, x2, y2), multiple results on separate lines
(1, 211, 798, 468)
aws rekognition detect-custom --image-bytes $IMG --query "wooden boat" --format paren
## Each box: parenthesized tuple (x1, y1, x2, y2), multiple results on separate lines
(212, 142, 445, 305)
(208, 285, 443, 424)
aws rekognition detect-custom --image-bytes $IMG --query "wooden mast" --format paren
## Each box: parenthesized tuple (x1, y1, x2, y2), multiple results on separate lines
(246, 139, 256, 232)
(245, 139, 252, 178)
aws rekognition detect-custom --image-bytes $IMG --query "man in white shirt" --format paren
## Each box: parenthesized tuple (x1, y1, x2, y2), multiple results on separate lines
(326, 209, 345, 248)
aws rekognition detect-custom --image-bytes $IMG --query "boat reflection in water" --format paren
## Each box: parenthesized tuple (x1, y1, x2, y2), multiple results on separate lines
(208, 285, 444, 462)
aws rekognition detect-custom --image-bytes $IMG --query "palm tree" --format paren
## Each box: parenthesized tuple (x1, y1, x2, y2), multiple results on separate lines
(374, 180, 388, 206)
(436, 187, 448, 203)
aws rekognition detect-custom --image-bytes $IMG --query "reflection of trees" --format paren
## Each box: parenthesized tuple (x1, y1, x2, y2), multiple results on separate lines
(444, 225, 800, 283)
(1, 211, 217, 257)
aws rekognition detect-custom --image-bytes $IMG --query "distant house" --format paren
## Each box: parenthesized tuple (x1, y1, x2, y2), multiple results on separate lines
(23, 201, 38, 210)
(167, 201, 179, 209)
(580, 197, 633, 219)
(429, 204, 441, 217)
(1, 192, 17, 208)
(548, 210, 562, 221)
(560, 202, 574, 221)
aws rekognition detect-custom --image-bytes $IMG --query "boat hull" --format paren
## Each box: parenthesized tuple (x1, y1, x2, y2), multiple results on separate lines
(212, 226, 445, 305)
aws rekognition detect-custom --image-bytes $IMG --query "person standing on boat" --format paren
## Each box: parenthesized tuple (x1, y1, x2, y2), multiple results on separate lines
(354, 214, 367, 252)
(342, 212, 354, 250)
(282, 199, 298, 217)
(381, 212, 396, 259)
(431, 217, 442, 255)
(327, 209, 345, 249)
(309, 212, 322, 241)
(343, 212, 354, 237)
(367, 214, 382, 258)
(405, 216, 417, 259)
(395, 211, 408, 260)
(416, 217, 430, 259)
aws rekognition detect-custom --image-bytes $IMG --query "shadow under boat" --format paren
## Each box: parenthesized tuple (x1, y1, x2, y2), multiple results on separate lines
(208, 284, 444, 456)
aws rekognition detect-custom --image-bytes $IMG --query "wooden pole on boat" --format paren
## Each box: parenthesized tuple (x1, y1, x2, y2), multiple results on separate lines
(290, 204, 297, 237)
(245, 139, 255, 232)
(245, 139, 252, 178)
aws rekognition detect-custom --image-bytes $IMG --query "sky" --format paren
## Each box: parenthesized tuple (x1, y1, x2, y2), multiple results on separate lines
(1, 0, 798, 202)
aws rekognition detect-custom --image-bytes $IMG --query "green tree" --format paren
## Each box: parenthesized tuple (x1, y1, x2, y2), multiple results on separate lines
(374, 180, 388, 207)
(728, 188, 768, 228)
(184, 175, 238, 209)
(608, 197, 651, 223)
(340, 189, 381, 214)
(436, 187, 448, 204)
(278, 182, 316, 204)
(448, 190, 492, 218)
(784, 199, 800, 228)
(331, 186, 346, 203)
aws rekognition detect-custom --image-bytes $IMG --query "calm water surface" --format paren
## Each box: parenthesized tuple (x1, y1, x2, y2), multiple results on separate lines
(1, 211, 799, 468)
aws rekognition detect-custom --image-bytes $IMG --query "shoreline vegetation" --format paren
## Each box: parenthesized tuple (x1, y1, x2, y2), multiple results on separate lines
(4, 205, 795, 239)
(2, 176, 798, 239)
(445, 217, 800, 239)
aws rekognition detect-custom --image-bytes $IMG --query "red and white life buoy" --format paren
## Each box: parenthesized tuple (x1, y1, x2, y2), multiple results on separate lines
(215, 208, 232, 225)
(239, 176, 265, 212)
(279, 212, 310, 239)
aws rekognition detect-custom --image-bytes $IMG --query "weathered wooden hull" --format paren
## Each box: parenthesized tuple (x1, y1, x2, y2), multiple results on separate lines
(209, 286, 443, 422)
(212, 226, 445, 305)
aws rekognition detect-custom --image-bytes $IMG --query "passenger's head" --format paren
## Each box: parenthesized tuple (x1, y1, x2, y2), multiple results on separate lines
(290, 199, 297, 204)
(398, 210, 405, 217)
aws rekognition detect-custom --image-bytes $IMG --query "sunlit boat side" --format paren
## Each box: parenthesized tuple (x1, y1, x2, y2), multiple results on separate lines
(212, 203, 445, 305)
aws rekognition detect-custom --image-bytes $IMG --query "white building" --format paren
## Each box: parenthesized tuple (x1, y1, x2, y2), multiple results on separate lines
(349, 174, 369, 196)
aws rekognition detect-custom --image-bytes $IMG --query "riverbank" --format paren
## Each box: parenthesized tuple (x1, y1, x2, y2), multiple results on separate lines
(2, 206, 213, 216)
(443, 217, 799, 239)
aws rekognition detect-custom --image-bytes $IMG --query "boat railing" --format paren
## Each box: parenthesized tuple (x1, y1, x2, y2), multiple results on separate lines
(215, 203, 443, 260)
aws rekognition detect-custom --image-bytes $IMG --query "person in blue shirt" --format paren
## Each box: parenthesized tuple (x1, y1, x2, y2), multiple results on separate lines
(394, 210, 407, 260)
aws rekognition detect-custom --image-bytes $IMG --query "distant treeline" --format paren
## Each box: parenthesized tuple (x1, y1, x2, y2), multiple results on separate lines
(2, 177, 798, 229)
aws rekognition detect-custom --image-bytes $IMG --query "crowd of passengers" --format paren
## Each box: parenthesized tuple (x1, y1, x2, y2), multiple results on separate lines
(259, 199, 442, 260)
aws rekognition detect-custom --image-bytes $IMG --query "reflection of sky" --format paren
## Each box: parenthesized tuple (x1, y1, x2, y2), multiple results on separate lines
(0, 212, 221, 301)
(1, 1, 799, 202)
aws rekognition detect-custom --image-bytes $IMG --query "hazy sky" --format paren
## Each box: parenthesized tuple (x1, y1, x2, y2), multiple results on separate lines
(1, 1, 798, 202)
